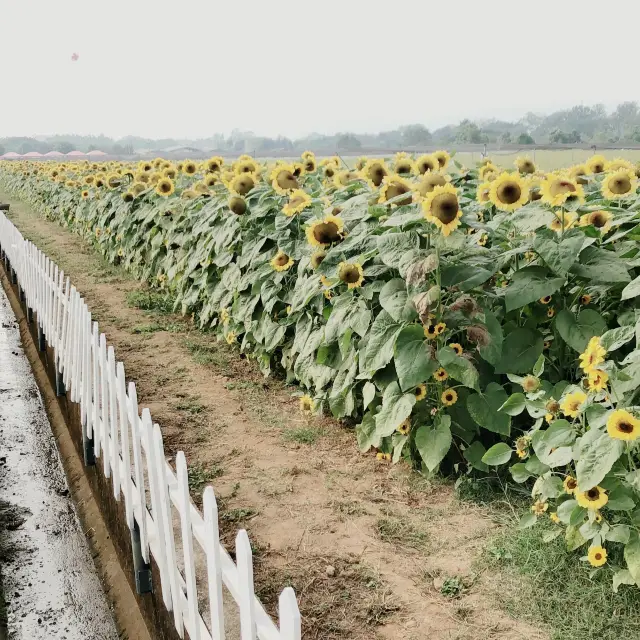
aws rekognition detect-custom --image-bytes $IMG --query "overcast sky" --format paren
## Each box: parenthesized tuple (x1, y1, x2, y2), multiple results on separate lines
(2, 0, 639, 140)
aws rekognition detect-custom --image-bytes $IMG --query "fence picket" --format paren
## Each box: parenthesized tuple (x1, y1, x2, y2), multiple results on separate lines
(236, 530, 256, 640)
(203, 486, 225, 640)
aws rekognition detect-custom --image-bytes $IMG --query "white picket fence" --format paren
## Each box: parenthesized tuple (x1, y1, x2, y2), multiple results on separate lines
(0, 212, 301, 640)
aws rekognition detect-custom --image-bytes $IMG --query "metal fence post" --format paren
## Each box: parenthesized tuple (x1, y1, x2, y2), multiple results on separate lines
(131, 521, 153, 595)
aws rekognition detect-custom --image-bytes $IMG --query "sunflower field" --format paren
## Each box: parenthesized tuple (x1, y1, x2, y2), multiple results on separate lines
(3, 150, 640, 588)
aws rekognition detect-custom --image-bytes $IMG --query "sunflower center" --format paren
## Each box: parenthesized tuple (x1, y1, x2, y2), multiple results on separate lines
(587, 488, 600, 500)
(419, 161, 435, 174)
(593, 163, 604, 173)
(275, 253, 289, 266)
(594, 552, 602, 560)
(277, 170, 298, 190)
(385, 183, 412, 204)
(234, 177, 254, 195)
(567, 479, 577, 490)
(618, 421, 634, 434)
(497, 182, 522, 204)
(590, 212, 607, 227)
(371, 167, 385, 186)
(550, 180, 576, 197)
(520, 161, 535, 173)
(530, 188, 542, 201)
(445, 393, 453, 401)
(160, 182, 171, 193)
(289, 196, 305, 208)
(340, 266, 361, 284)
(431, 193, 459, 223)
(313, 222, 341, 244)
(397, 162, 411, 174)
(230, 197, 246, 215)
(324, 167, 335, 178)
(610, 176, 632, 194)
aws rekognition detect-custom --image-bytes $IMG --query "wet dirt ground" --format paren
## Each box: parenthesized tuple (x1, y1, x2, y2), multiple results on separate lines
(0, 285, 119, 639)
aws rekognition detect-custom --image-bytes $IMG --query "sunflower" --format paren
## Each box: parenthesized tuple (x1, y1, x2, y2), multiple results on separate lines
(580, 209, 613, 234)
(322, 164, 337, 180)
(449, 343, 463, 356)
(601, 169, 637, 199)
(84, 174, 95, 185)
(547, 307, 555, 318)
(229, 196, 247, 215)
(355, 156, 368, 171)
(221, 170, 236, 186)
(476, 181, 492, 203)
(576, 485, 608, 510)
(442, 388, 458, 406)
(303, 156, 316, 172)
(138, 161, 153, 172)
(587, 369, 608, 392)
(422, 183, 462, 236)
(434, 322, 446, 335)
(163, 167, 177, 180)
(181, 189, 199, 200)
(282, 189, 312, 217)
(434, 368, 448, 382)
(270, 250, 294, 272)
(424, 324, 437, 339)
(234, 158, 259, 175)
(412, 174, 447, 201)
(378, 175, 413, 206)
(155, 178, 175, 197)
(477, 233, 488, 246)
(489, 172, 528, 212)
(333, 170, 361, 189)
(515, 156, 535, 174)
(225, 331, 237, 345)
(337, 262, 364, 289)
(394, 154, 415, 175)
(548, 211, 578, 232)
(479, 163, 498, 180)
(540, 175, 584, 207)
(205, 156, 224, 173)
(586, 154, 607, 174)
(306, 214, 344, 247)
(531, 500, 548, 516)
(301, 150, 315, 161)
(130, 182, 147, 196)
(579, 336, 607, 374)
(204, 173, 218, 188)
(560, 390, 587, 418)
(306, 251, 325, 271)
(563, 476, 577, 494)
(433, 150, 450, 170)
(106, 173, 121, 189)
(149, 170, 163, 184)
(415, 154, 439, 175)
(580, 293, 592, 305)
(271, 163, 299, 194)
(414, 384, 427, 401)
(606, 158, 635, 173)
(183, 161, 198, 175)
(588, 546, 607, 568)
(122, 191, 134, 203)
(81, 190, 89, 199)
(606, 409, 640, 441)
(522, 375, 540, 392)
(135, 171, 151, 184)
(194, 181, 211, 195)
(230, 173, 257, 196)
(361, 159, 388, 188)
(550, 512, 560, 524)
(397, 418, 411, 435)
(299, 395, 314, 413)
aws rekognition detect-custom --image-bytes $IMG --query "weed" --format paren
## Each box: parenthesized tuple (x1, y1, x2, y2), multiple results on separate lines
(187, 463, 223, 494)
(126, 289, 174, 313)
(440, 576, 464, 598)
(221, 508, 258, 523)
(282, 427, 321, 445)
(184, 340, 230, 367)
(375, 513, 429, 550)
(175, 397, 206, 414)
(131, 323, 165, 334)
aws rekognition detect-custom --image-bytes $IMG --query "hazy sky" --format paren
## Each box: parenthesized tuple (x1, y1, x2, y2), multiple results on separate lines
(3, 0, 639, 140)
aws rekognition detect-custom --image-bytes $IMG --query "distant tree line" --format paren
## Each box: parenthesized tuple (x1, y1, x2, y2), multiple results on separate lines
(3, 102, 640, 156)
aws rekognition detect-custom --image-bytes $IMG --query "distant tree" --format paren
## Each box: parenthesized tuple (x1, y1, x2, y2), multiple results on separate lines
(517, 133, 535, 144)
(499, 132, 512, 144)
(631, 126, 640, 143)
(400, 124, 431, 146)
(55, 141, 74, 154)
(548, 129, 581, 144)
(0, 144, 4, 156)
(336, 133, 362, 150)
(456, 120, 487, 143)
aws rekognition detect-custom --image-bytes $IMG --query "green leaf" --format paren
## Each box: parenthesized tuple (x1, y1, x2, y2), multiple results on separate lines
(565, 525, 587, 552)
(467, 383, 511, 435)
(356, 413, 379, 452)
(571, 246, 631, 284)
(361, 311, 402, 374)
(379, 279, 417, 322)
(534, 233, 585, 276)
(621, 275, 640, 301)
(625, 531, 640, 584)
(495, 328, 544, 374)
(606, 525, 631, 544)
(499, 393, 526, 416)
(463, 441, 488, 471)
(519, 513, 537, 529)
(575, 428, 625, 491)
(555, 309, 607, 353)
(600, 326, 635, 352)
(478, 306, 503, 366)
(437, 346, 480, 390)
(482, 443, 513, 466)
(525, 455, 549, 475)
(374, 382, 416, 438)
(613, 569, 636, 593)
(510, 463, 532, 483)
(415, 415, 452, 472)
(542, 530, 562, 543)
(608, 486, 636, 511)
(532, 354, 545, 377)
(504, 266, 565, 313)
(377, 232, 420, 268)
(557, 499, 577, 524)
(362, 381, 376, 409)
(394, 326, 437, 392)
(440, 264, 496, 291)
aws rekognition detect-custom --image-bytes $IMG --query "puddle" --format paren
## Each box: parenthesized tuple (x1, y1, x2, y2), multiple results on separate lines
(0, 286, 118, 639)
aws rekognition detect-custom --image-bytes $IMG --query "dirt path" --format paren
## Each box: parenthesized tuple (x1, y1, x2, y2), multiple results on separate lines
(0, 190, 546, 640)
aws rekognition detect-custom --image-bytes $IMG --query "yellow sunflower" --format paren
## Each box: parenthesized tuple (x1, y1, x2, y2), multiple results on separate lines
(135, 171, 150, 184)
(540, 175, 585, 207)
(422, 183, 462, 236)
(489, 172, 528, 212)
(281, 189, 312, 217)
(230, 173, 257, 196)
(414, 384, 427, 401)
(301, 150, 315, 161)
(476, 181, 492, 203)
(515, 156, 536, 174)
(397, 418, 411, 435)
(205, 156, 224, 173)
(155, 178, 175, 197)
(564, 476, 577, 494)
(228, 196, 247, 215)
(560, 390, 587, 418)
(306, 214, 344, 247)
(424, 324, 437, 339)
(355, 156, 368, 171)
(579, 210, 613, 234)
(234, 158, 259, 175)
(434, 368, 448, 382)
(299, 395, 314, 413)
(449, 343, 463, 355)
(415, 154, 439, 175)
(394, 153, 415, 175)
(378, 175, 413, 206)
(81, 190, 89, 199)
(310, 250, 326, 269)
(122, 191, 134, 203)
(587, 369, 608, 392)
(337, 262, 364, 289)
(579, 336, 607, 374)
(106, 173, 121, 189)
(333, 170, 361, 189)
(601, 169, 637, 199)
(580, 293, 592, 305)
(204, 173, 218, 187)
(414, 173, 447, 200)
(586, 154, 607, 174)
(606, 409, 640, 441)
(361, 159, 389, 188)
(479, 163, 498, 180)
(588, 546, 607, 568)
(576, 485, 608, 510)
(183, 160, 198, 175)
(271, 163, 299, 194)
(606, 158, 635, 173)
(433, 150, 450, 170)
(441, 388, 458, 406)
(548, 210, 578, 232)
(270, 250, 294, 272)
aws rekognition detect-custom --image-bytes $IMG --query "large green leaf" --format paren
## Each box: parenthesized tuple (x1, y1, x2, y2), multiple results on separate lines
(575, 428, 624, 491)
(504, 266, 565, 313)
(482, 443, 513, 466)
(571, 246, 631, 284)
(534, 232, 585, 277)
(621, 275, 640, 301)
(440, 264, 496, 291)
(361, 311, 402, 374)
(356, 413, 380, 452)
(555, 309, 607, 353)
(463, 441, 488, 471)
(600, 326, 635, 352)
(394, 326, 437, 391)
(466, 383, 511, 435)
(495, 328, 544, 374)
(478, 306, 503, 366)
(436, 346, 480, 390)
(415, 415, 452, 472)
(374, 382, 416, 438)
(376, 232, 420, 268)
(624, 531, 640, 584)
(379, 279, 417, 322)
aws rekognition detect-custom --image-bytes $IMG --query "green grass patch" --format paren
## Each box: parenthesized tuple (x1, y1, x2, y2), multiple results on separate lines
(184, 340, 231, 367)
(175, 397, 206, 414)
(125, 289, 174, 313)
(187, 462, 223, 494)
(282, 427, 322, 445)
(375, 513, 429, 550)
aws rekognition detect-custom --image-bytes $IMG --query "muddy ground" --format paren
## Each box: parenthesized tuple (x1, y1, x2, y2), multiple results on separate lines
(0, 190, 547, 640)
